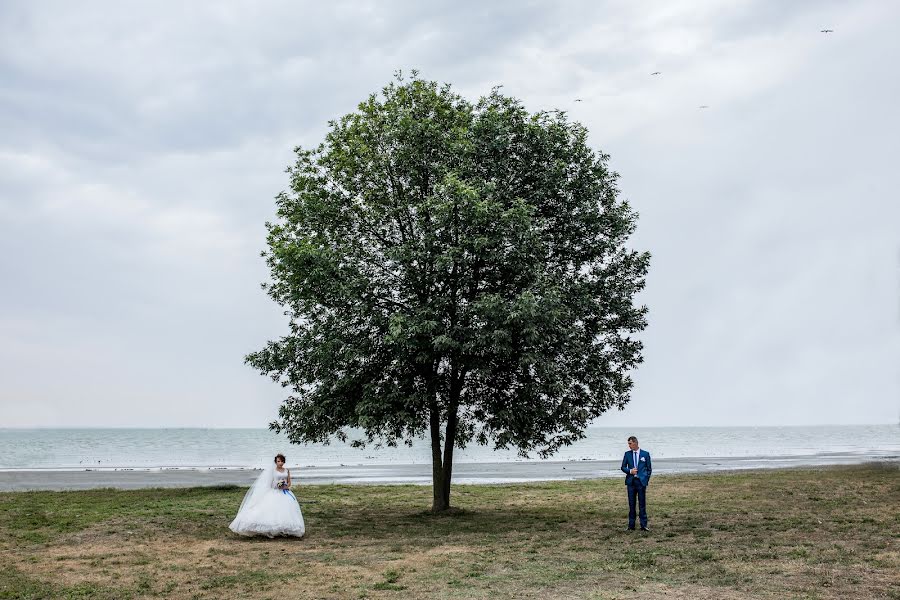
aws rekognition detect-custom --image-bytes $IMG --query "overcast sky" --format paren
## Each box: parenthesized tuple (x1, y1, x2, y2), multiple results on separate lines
(1, 0, 898, 429)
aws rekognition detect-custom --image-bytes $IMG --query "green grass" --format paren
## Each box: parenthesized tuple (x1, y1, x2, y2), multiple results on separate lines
(0, 465, 898, 599)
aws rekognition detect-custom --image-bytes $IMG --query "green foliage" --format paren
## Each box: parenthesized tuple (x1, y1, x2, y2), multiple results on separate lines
(247, 73, 649, 502)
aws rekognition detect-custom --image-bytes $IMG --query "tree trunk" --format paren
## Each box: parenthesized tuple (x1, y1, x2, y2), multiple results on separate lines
(430, 374, 461, 513)
(429, 402, 448, 512)
(440, 404, 458, 509)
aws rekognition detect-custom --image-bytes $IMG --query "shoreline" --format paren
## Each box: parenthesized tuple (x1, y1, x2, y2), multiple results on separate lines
(1, 452, 896, 491)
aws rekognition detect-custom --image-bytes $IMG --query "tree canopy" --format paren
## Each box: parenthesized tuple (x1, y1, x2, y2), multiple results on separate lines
(247, 74, 650, 511)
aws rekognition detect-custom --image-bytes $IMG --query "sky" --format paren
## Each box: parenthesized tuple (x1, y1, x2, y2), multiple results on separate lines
(1, 0, 898, 429)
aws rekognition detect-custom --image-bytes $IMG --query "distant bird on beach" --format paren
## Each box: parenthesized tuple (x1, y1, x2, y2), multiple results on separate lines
(820, 29, 834, 33)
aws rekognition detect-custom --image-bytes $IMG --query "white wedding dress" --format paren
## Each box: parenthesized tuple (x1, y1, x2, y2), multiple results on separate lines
(229, 464, 305, 538)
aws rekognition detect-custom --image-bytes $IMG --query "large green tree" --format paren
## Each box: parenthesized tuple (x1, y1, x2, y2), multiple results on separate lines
(248, 74, 650, 512)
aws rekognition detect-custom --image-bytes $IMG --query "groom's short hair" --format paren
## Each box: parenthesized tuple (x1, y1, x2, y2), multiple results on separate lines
(627, 436, 638, 443)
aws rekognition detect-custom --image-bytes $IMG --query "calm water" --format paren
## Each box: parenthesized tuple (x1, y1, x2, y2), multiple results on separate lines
(1, 425, 896, 471)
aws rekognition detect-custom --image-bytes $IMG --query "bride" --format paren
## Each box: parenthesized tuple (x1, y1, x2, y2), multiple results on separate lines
(229, 453, 305, 538)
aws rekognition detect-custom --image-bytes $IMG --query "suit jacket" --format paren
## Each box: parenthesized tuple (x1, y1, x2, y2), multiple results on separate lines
(621, 449, 652, 487)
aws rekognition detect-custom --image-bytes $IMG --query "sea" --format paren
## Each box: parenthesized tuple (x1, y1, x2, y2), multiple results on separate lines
(1, 424, 897, 472)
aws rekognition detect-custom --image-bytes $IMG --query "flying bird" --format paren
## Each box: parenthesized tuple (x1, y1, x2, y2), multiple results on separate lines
(651, 71, 661, 75)
(574, 98, 583, 102)
(698, 105, 709, 109)
(820, 29, 834, 33)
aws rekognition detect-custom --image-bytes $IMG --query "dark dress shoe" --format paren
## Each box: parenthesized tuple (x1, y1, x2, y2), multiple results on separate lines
(626, 526, 635, 531)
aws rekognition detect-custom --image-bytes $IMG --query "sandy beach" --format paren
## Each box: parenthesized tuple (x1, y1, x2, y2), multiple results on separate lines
(2, 452, 895, 491)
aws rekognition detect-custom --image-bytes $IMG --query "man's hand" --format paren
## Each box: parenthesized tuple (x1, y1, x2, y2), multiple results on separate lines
(630, 468, 637, 475)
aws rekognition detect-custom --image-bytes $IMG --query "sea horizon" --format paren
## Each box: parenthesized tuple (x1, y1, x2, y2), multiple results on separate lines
(2, 422, 895, 429)
(2, 424, 897, 472)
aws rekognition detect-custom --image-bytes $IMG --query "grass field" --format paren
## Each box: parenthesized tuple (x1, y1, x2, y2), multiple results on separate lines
(1, 464, 897, 599)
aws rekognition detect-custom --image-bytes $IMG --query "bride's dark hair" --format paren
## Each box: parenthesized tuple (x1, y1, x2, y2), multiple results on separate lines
(274, 453, 286, 463)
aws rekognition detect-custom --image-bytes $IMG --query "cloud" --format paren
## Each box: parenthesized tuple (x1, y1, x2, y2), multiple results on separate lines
(0, 0, 897, 427)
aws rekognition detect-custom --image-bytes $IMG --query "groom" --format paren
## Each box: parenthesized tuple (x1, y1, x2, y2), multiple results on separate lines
(621, 435, 652, 531)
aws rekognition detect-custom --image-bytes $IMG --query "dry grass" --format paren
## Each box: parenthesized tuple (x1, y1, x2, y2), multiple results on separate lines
(1, 464, 898, 599)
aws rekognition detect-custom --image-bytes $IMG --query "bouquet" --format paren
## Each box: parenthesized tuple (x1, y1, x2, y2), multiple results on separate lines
(276, 480, 289, 490)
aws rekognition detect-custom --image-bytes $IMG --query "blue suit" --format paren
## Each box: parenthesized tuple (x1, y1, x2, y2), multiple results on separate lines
(621, 448, 652, 529)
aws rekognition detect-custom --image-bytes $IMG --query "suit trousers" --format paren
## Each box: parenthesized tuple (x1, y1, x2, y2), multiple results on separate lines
(627, 480, 648, 528)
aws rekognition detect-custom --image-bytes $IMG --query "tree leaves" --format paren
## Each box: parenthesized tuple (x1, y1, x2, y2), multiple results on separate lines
(247, 73, 650, 462)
